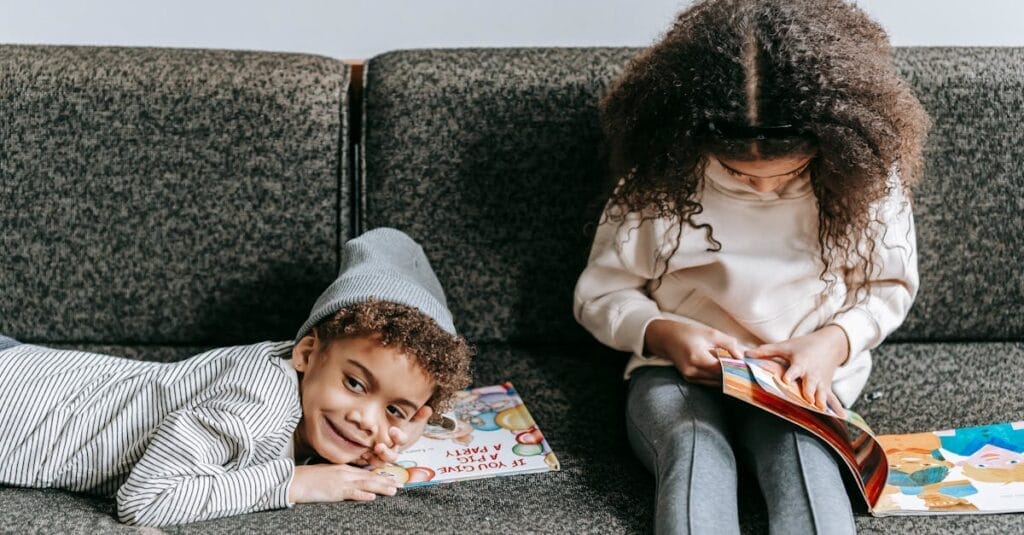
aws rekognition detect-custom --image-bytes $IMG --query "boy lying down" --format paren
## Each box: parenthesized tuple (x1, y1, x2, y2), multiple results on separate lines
(0, 228, 472, 526)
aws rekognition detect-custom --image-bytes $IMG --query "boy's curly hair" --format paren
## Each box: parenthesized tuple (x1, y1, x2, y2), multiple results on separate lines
(599, 0, 930, 297)
(313, 299, 473, 413)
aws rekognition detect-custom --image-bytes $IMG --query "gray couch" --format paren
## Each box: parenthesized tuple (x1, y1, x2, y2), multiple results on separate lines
(1, 44, 1021, 534)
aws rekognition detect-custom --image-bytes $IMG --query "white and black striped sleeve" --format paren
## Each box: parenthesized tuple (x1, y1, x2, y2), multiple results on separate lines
(115, 403, 295, 527)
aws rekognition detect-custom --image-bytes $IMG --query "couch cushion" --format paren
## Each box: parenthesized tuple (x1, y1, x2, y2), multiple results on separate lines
(889, 48, 1024, 343)
(361, 47, 1024, 344)
(3, 340, 1019, 533)
(855, 341, 1024, 434)
(0, 45, 350, 346)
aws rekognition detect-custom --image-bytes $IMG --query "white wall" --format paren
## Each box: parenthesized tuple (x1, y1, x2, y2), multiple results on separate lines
(1, 0, 1022, 60)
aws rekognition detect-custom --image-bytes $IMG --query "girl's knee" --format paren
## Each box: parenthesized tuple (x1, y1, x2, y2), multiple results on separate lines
(630, 408, 733, 468)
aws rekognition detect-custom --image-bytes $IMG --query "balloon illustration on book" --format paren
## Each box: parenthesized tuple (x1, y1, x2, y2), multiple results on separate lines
(382, 383, 560, 488)
(516, 428, 544, 445)
(426, 387, 544, 444)
(373, 463, 437, 485)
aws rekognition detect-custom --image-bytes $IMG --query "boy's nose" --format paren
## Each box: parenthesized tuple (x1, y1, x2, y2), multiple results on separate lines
(349, 410, 379, 438)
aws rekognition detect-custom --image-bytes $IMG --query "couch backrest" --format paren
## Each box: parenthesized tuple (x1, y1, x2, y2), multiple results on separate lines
(361, 47, 1024, 344)
(888, 48, 1024, 342)
(0, 45, 350, 345)
(361, 48, 635, 343)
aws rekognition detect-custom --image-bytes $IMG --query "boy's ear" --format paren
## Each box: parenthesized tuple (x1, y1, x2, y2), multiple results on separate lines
(292, 334, 318, 372)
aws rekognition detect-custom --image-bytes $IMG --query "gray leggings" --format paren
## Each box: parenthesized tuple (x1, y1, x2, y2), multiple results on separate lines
(626, 366, 856, 535)
(0, 335, 20, 351)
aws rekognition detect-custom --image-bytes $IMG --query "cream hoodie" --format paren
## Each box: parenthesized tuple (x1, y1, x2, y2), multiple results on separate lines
(573, 159, 918, 406)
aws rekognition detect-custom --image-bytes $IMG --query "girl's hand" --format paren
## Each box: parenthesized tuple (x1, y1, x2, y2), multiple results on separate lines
(745, 325, 849, 416)
(288, 464, 400, 503)
(644, 319, 745, 386)
(358, 406, 433, 468)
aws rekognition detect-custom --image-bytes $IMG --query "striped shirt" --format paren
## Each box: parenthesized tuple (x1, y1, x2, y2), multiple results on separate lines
(0, 341, 302, 527)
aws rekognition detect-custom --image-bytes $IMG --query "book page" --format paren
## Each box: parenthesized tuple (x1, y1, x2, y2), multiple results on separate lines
(743, 358, 874, 434)
(372, 383, 560, 488)
(720, 358, 888, 509)
(874, 422, 1024, 515)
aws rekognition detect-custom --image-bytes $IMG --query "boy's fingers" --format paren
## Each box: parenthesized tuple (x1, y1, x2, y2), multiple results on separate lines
(342, 488, 377, 501)
(349, 469, 400, 489)
(411, 405, 433, 424)
(339, 463, 387, 476)
(360, 476, 400, 496)
(389, 426, 408, 446)
(374, 443, 399, 463)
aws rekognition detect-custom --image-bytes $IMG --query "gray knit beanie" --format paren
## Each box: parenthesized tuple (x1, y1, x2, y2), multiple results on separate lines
(295, 227, 456, 341)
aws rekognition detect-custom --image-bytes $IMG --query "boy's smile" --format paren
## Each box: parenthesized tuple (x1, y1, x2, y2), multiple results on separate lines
(291, 333, 436, 465)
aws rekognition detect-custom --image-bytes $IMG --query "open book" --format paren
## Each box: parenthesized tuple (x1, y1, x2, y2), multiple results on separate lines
(372, 382, 560, 487)
(720, 357, 1024, 515)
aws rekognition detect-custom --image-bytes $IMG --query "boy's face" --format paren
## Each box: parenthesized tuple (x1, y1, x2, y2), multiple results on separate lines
(291, 333, 436, 464)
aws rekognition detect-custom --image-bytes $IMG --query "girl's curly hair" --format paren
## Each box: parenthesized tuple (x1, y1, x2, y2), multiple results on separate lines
(600, 0, 929, 296)
(313, 299, 473, 413)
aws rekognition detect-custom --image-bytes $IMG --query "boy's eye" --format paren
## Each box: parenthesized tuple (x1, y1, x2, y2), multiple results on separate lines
(387, 405, 409, 420)
(345, 376, 366, 393)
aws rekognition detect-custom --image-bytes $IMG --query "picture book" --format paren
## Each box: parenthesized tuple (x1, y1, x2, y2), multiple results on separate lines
(372, 382, 560, 488)
(720, 357, 1024, 515)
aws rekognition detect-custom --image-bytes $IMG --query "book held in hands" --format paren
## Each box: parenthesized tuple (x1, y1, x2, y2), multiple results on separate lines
(720, 357, 1024, 515)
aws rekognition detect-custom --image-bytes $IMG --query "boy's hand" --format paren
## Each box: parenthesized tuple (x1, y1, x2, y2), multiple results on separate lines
(644, 319, 746, 387)
(358, 405, 433, 468)
(288, 464, 400, 504)
(745, 325, 849, 415)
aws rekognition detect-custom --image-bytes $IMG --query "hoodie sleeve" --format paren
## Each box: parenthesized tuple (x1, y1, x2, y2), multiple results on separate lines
(829, 176, 920, 360)
(574, 209, 702, 356)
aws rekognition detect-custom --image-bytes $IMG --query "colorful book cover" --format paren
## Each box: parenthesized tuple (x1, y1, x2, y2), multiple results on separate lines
(720, 358, 1024, 515)
(372, 382, 560, 488)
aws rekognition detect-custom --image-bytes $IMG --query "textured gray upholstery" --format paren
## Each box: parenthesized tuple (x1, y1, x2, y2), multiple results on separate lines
(0, 341, 1021, 534)
(890, 48, 1024, 342)
(362, 48, 635, 344)
(1, 45, 1022, 534)
(362, 47, 1024, 344)
(0, 45, 349, 345)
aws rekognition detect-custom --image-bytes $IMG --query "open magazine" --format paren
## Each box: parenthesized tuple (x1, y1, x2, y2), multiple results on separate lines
(372, 382, 560, 488)
(720, 357, 1024, 515)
